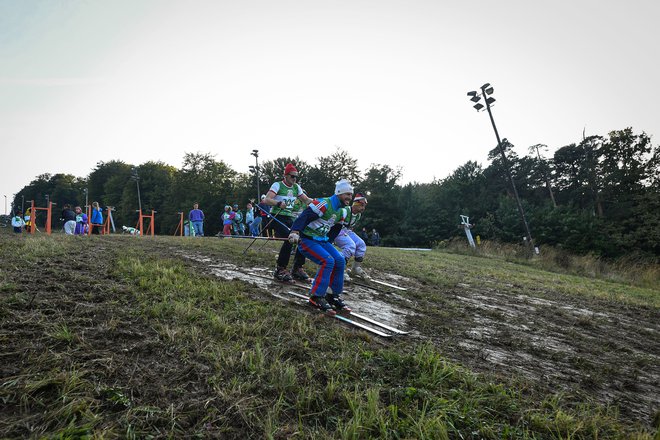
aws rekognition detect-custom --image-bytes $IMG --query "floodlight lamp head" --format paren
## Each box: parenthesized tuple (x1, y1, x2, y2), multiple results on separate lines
(481, 83, 491, 90)
(252, 149, 259, 155)
(470, 95, 481, 103)
(467, 91, 478, 97)
(473, 103, 484, 111)
(486, 97, 496, 105)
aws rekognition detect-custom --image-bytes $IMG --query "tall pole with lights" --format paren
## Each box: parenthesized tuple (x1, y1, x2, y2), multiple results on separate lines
(132, 167, 142, 212)
(467, 83, 535, 251)
(250, 149, 260, 202)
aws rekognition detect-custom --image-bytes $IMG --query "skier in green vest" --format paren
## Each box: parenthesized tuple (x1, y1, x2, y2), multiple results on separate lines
(263, 163, 313, 282)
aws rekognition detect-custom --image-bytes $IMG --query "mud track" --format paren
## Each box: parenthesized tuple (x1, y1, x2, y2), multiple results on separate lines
(1, 236, 658, 433)
(172, 245, 659, 428)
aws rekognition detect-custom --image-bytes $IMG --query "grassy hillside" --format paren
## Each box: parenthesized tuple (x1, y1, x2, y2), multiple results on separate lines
(0, 232, 658, 438)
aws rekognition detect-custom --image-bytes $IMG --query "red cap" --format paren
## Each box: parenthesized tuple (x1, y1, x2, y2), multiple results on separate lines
(353, 193, 368, 204)
(284, 163, 298, 175)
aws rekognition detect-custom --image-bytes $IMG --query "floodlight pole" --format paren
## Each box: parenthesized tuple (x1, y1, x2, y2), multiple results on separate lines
(472, 84, 535, 251)
(251, 149, 260, 201)
(132, 168, 142, 212)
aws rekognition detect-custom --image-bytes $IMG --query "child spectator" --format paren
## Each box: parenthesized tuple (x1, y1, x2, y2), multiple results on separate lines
(11, 210, 25, 233)
(232, 204, 244, 235)
(221, 205, 234, 236)
(74, 206, 88, 235)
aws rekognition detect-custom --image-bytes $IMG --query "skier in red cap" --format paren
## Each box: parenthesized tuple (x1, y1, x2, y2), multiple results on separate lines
(262, 163, 313, 282)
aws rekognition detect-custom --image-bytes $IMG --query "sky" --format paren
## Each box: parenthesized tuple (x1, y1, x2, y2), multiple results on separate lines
(1, 0, 659, 212)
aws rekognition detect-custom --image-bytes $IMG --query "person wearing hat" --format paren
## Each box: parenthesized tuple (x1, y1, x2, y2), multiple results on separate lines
(264, 163, 312, 282)
(332, 192, 370, 279)
(287, 179, 354, 314)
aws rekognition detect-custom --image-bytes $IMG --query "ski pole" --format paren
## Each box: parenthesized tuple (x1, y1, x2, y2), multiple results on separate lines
(242, 214, 278, 254)
(254, 203, 291, 232)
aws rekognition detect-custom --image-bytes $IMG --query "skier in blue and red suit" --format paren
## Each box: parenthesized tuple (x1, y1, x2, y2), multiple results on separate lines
(288, 179, 354, 315)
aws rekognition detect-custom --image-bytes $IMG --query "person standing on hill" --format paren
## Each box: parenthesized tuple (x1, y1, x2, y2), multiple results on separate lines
(253, 194, 269, 237)
(288, 179, 354, 314)
(74, 206, 88, 235)
(221, 205, 234, 236)
(264, 163, 312, 282)
(61, 204, 76, 235)
(189, 202, 205, 237)
(90, 202, 104, 235)
(24, 207, 32, 233)
(11, 210, 25, 233)
(232, 204, 244, 236)
(333, 192, 370, 279)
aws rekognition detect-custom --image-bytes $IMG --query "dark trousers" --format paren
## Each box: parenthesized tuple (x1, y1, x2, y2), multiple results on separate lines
(272, 214, 305, 269)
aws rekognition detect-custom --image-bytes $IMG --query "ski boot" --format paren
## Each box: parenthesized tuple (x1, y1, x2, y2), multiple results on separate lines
(351, 260, 370, 279)
(327, 294, 351, 314)
(274, 267, 294, 283)
(291, 266, 310, 282)
(308, 295, 336, 315)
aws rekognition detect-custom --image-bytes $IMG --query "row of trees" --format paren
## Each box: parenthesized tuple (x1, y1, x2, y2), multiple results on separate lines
(12, 127, 659, 258)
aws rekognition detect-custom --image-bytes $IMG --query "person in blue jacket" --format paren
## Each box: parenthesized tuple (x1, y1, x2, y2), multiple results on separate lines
(189, 202, 205, 237)
(90, 201, 104, 235)
(288, 179, 353, 315)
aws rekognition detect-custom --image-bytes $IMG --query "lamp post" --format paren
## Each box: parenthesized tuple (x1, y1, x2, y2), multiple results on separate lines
(3, 195, 6, 215)
(131, 167, 142, 212)
(467, 83, 536, 251)
(83, 188, 88, 209)
(250, 149, 260, 202)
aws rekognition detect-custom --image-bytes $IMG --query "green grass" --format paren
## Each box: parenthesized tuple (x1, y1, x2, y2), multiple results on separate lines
(0, 234, 656, 438)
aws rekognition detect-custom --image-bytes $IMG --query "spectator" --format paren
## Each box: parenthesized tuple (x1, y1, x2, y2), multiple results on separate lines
(90, 201, 103, 235)
(74, 206, 88, 235)
(256, 194, 272, 237)
(359, 227, 369, 243)
(61, 204, 76, 235)
(232, 204, 244, 235)
(245, 202, 254, 236)
(24, 207, 32, 233)
(221, 205, 234, 236)
(189, 202, 205, 237)
(371, 228, 381, 246)
(11, 210, 25, 233)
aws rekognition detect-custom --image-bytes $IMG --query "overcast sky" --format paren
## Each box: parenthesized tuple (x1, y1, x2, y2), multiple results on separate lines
(1, 0, 658, 211)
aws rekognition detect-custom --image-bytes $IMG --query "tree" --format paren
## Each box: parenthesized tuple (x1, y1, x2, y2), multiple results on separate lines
(305, 148, 362, 197)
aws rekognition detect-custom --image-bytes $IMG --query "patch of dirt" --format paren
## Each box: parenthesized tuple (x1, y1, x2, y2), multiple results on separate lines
(177, 246, 660, 428)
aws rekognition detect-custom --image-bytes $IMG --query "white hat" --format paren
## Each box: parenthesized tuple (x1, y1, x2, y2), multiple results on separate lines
(334, 179, 354, 195)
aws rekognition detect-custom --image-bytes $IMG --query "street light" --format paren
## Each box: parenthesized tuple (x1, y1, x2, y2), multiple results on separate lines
(131, 167, 142, 212)
(250, 149, 260, 202)
(3, 195, 6, 215)
(467, 83, 536, 252)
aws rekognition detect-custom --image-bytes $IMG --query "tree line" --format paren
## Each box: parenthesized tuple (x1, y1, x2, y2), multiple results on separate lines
(11, 127, 659, 259)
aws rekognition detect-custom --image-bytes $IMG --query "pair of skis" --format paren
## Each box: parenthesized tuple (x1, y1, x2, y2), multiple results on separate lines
(246, 271, 409, 338)
(283, 290, 408, 338)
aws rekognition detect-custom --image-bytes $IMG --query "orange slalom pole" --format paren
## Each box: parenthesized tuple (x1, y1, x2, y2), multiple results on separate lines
(29, 200, 35, 234)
